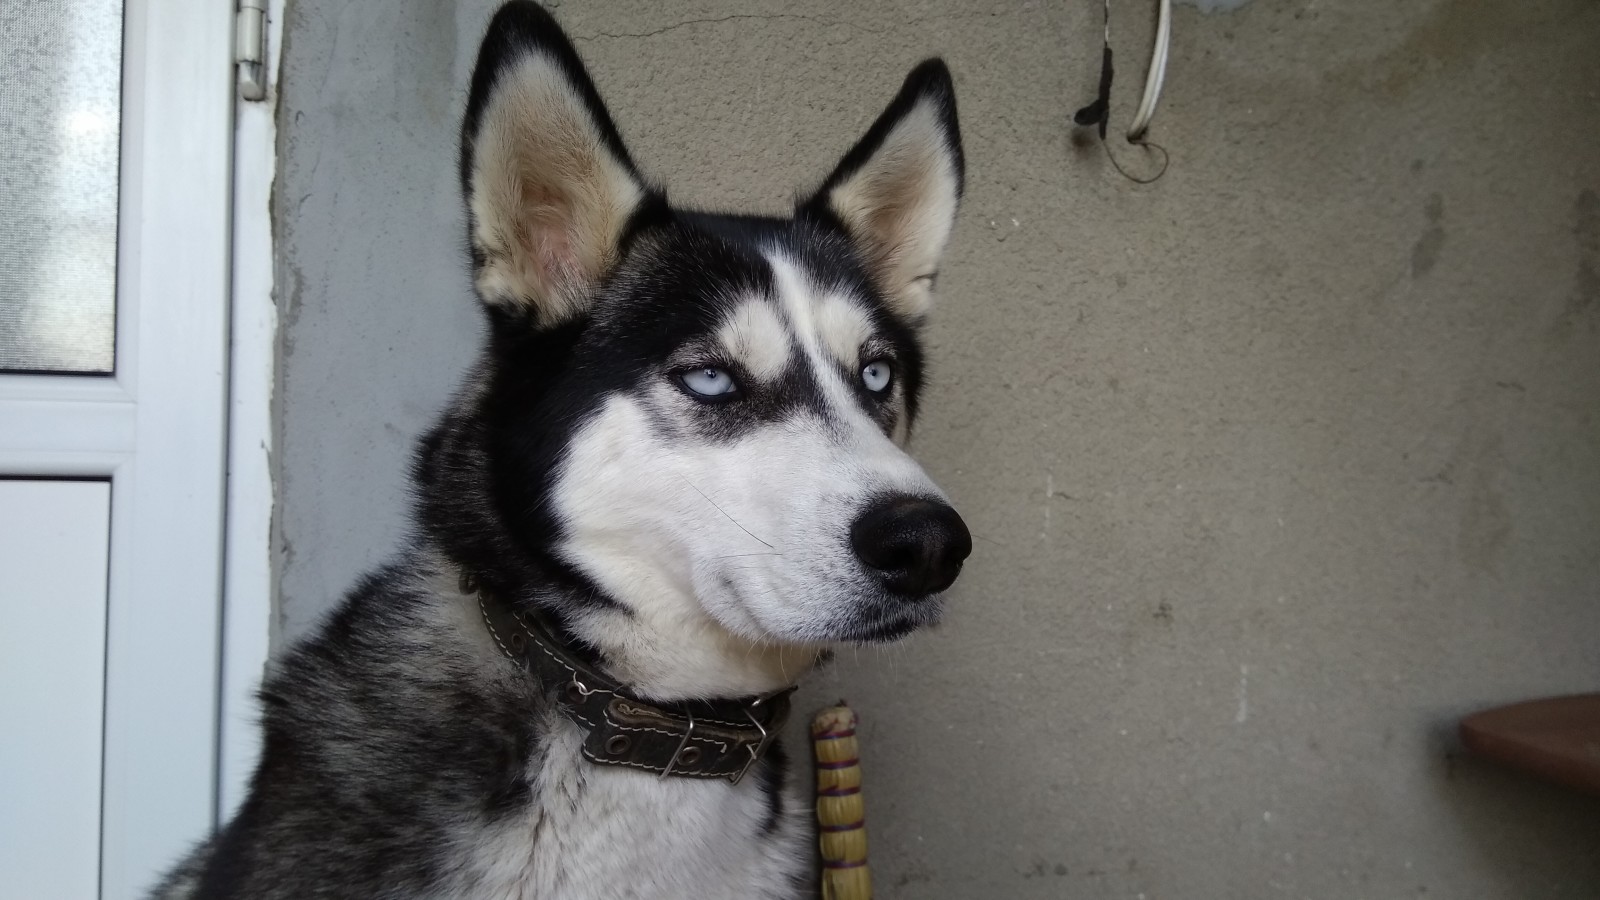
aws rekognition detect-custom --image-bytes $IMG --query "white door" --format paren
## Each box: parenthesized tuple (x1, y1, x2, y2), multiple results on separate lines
(0, 1, 236, 897)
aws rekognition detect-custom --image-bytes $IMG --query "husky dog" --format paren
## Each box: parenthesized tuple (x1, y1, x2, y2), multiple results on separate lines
(155, 2, 969, 897)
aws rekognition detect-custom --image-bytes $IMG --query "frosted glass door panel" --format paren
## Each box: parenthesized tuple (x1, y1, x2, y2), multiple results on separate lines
(0, 479, 112, 897)
(0, 1, 123, 374)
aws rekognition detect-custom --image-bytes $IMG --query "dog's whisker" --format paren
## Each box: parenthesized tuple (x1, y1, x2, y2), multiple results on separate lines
(713, 552, 783, 560)
(678, 476, 774, 549)
(969, 531, 1003, 548)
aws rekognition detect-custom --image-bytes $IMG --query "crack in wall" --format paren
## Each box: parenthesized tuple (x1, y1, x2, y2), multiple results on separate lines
(1175, 0, 1255, 12)
(572, 8, 1019, 42)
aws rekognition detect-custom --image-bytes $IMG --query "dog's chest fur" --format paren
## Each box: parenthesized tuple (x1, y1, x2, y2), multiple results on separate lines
(456, 723, 808, 899)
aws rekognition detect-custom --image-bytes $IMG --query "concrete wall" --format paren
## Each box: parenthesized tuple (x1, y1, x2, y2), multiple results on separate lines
(272, 0, 1600, 895)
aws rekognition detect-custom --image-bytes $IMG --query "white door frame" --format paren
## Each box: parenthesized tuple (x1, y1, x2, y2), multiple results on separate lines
(0, 0, 236, 895)
(220, 0, 284, 826)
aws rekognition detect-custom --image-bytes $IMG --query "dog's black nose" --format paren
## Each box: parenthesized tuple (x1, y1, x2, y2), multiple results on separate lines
(850, 496, 972, 598)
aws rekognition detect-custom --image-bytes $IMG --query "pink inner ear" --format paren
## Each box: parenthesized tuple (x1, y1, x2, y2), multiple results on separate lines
(530, 221, 580, 292)
(515, 183, 583, 296)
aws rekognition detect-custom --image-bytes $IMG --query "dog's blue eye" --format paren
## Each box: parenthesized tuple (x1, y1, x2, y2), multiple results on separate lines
(861, 359, 893, 393)
(678, 366, 738, 399)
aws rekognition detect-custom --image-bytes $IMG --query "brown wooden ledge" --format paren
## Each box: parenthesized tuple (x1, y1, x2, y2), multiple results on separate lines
(1459, 694, 1600, 797)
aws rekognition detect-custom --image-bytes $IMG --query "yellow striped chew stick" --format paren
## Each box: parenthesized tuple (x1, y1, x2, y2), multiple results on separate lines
(813, 703, 870, 900)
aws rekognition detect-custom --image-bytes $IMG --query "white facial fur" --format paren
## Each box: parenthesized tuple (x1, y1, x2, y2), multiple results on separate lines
(548, 254, 946, 697)
(715, 299, 792, 381)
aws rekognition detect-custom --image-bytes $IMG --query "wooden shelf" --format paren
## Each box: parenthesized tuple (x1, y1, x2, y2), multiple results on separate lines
(1460, 694, 1600, 797)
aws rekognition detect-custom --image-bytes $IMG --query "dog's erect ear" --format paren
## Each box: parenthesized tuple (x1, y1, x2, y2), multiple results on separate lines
(801, 60, 964, 323)
(460, 2, 651, 323)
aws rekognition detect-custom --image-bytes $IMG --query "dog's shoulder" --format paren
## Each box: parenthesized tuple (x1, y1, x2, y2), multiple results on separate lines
(180, 557, 549, 898)
(266, 557, 541, 751)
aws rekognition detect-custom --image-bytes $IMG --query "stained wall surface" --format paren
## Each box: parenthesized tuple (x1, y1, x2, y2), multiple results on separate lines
(273, 1, 1600, 895)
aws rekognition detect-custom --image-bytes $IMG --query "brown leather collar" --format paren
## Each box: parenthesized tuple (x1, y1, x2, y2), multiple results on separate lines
(466, 573, 793, 784)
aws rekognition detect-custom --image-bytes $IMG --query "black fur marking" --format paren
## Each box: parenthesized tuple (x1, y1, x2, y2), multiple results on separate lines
(757, 740, 790, 837)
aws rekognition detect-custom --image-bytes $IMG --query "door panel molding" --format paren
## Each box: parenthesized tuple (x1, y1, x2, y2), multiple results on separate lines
(0, 0, 235, 896)
(97, 0, 234, 895)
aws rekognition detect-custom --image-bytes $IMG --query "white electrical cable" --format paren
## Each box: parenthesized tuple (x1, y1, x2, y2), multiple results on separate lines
(1126, 0, 1171, 142)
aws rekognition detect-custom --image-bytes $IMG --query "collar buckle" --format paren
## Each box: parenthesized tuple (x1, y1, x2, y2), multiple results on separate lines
(660, 712, 696, 780)
(733, 707, 772, 785)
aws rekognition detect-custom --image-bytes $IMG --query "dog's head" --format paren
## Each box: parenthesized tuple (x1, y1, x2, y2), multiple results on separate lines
(439, 1, 969, 647)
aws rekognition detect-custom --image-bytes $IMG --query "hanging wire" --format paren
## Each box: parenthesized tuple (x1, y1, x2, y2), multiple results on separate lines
(1126, 0, 1171, 141)
(1074, 0, 1172, 184)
